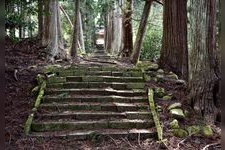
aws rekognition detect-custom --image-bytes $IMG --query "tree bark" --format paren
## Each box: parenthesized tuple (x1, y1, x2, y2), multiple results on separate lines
(42, 0, 50, 46)
(121, 0, 133, 58)
(105, 10, 113, 53)
(159, 0, 188, 80)
(38, 0, 44, 40)
(78, 10, 85, 53)
(130, 0, 152, 64)
(71, 0, 80, 59)
(111, 0, 123, 56)
(188, 0, 220, 124)
(46, 0, 67, 61)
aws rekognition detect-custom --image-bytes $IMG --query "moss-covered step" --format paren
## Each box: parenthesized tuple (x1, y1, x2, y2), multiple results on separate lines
(29, 129, 156, 140)
(31, 119, 154, 132)
(35, 111, 152, 121)
(57, 70, 144, 77)
(42, 95, 148, 103)
(66, 76, 144, 82)
(44, 89, 146, 97)
(38, 102, 149, 112)
(47, 82, 145, 90)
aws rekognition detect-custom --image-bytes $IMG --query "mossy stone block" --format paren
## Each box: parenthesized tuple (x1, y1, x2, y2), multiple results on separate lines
(154, 87, 166, 98)
(147, 63, 159, 71)
(170, 119, 179, 129)
(186, 125, 201, 135)
(48, 77, 66, 83)
(201, 125, 213, 137)
(127, 83, 145, 89)
(157, 69, 164, 73)
(162, 95, 172, 101)
(170, 108, 185, 119)
(168, 103, 182, 110)
(172, 128, 188, 138)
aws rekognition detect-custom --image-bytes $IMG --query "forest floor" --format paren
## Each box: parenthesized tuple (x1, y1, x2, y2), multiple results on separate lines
(5, 37, 221, 150)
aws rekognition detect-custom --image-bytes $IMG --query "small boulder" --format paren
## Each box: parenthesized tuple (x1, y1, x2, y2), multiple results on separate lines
(186, 125, 201, 136)
(156, 74, 165, 82)
(166, 74, 178, 80)
(170, 108, 185, 119)
(170, 119, 179, 129)
(154, 87, 166, 98)
(151, 77, 158, 82)
(168, 103, 182, 110)
(162, 95, 172, 101)
(201, 125, 213, 137)
(176, 79, 186, 86)
(172, 128, 188, 138)
(148, 63, 159, 71)
(147, 71, 156, 77)
(157, 69, 164, 73)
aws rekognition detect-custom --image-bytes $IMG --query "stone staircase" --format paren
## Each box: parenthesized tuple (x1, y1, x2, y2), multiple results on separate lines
(29, 65, 157, 140)
(90, 48, 111, 61)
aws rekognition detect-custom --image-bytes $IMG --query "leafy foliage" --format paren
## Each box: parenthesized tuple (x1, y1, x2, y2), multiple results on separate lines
(133, 2, 163, 61)
(5, 0, 38, 39)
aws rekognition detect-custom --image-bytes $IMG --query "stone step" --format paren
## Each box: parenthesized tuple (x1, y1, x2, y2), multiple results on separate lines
(57, 66, 142, 72)
(66, 76, 144, 83)
(47, 82, 145, 90)
(42, 95, 148, 103)
(29, 129, 157, 140)
(38, 102, 149, 112)
(35, 111, 152, 121)
(45, 88, 146, 97)
(57, 70, 143, 77)
(31, 119, 154, 132)
(94, 50, 106, 54)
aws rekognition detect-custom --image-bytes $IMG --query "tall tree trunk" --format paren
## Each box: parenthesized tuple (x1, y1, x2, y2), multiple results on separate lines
(105, 10, 113, 53)
(78, 10, 85, 53)
(42, 0, 50, 46)
(188, 0, 220, 124)
(112, 0, 123, 56)
(47, 0, 67, 61)
(121, 0, 133, 58)
(130, 0, 152, 64)
(159, 0, 188, 80)
(38, 0, 44, 40)
(71, 0, 80, 59)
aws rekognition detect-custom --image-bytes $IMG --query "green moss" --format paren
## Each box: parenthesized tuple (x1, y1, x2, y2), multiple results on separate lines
(201, 125, 213, 137)
(148, 88, 163, 141)
(154, 87, 166, 98)
(186, 125, 201, 135)
(170, 119, 179, 129)
(31, 123, 74, 131)
(34, 80, 46, 108)
(144, 74, 151, 81)
(24, 113, 34, 134)
(172, 128, 188, 138)
(136, 61, 154, 70)
(43, 64, 61, 74)
(127, 83, 145, 89)
(83, 76, 103, 82)
(32, 108, 37, 112)
(162, 95, 172, 101)
(47, 77, 66, 83)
